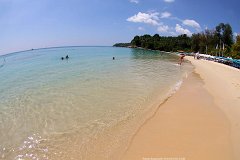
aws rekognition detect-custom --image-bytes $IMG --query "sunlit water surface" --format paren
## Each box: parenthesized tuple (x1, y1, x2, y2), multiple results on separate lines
(0, 47, 193, 160)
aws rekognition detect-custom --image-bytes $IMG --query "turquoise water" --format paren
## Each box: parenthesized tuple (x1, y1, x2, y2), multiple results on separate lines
(0, 47, 193, 160)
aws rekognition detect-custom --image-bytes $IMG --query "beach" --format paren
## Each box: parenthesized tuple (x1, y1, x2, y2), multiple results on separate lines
(0, 47, 193, 160)
(1, 48, 239, 160)
(122, 56, 240, 160)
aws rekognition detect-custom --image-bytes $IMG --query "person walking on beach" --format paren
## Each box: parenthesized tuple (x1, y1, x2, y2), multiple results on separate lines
(179, 53, 185, 65)
(195, 52, 200, 59)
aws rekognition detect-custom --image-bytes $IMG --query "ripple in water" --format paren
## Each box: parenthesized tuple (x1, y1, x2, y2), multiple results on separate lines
(0, 47, 193, 159)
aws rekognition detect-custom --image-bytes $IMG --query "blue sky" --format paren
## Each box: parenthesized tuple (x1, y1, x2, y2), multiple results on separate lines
(0, 0, 239, 55)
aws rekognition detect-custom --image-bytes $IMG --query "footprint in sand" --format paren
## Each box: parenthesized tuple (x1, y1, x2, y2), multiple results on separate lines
(232, 83, 240, 88)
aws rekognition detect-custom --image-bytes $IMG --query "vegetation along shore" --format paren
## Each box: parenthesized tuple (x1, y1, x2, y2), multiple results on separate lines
(114, 23, 240, 59)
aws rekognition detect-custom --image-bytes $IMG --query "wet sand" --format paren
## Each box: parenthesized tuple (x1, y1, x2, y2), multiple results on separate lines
(122, 57, 240, 160)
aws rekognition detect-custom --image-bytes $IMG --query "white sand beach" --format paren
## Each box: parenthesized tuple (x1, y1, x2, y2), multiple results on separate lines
(122, 56, 240, 160)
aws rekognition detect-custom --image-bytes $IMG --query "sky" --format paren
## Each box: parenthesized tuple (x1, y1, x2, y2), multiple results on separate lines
(0, 0, 239, 55)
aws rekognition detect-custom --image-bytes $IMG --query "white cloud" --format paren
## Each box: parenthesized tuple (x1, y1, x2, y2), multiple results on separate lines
(164, 0, 175, 3)
(138, 27, 145, 31)
(161, 12, 171, 18)
(129, 0, 139, 4)
(170, 32, 177, 36)
(234, 32, 238, 37)
(157, 25, 169, 33)
(127, 12, 160, 26)
(175, 24, 192, 36)
(183, 19, 201, 30)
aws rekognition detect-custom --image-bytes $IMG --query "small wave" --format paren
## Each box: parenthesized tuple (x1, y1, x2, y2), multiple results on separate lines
(172, 80, 183, 93)
(168, 70, 191, 97)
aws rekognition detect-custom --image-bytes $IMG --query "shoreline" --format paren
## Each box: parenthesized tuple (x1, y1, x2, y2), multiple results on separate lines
(122, 56, 240, 160)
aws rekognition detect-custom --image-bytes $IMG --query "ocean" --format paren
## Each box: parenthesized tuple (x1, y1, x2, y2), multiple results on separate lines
(0, 47, 193, 160)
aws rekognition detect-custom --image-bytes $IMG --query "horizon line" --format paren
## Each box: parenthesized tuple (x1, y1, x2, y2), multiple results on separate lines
(0, 45, 113, 57)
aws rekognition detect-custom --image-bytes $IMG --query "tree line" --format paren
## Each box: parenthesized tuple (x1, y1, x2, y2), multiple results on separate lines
(114, 23, 240, 59)
(130, 34, 191, 52)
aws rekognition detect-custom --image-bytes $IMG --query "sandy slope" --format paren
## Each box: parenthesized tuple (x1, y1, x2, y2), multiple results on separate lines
(185, 56, 240, 159)
(122, 57, 240, 160)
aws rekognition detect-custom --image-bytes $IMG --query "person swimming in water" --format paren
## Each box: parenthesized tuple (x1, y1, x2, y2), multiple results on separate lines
(113, 57, 115, 60)
(66, 55, 69, 59)
(61, 57, 64, 60)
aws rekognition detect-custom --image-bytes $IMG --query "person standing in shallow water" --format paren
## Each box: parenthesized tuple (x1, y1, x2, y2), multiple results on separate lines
(179, 53, 185, 65)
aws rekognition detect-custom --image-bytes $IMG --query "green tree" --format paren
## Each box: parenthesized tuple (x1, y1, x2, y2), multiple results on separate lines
(131, 36, 141, 47)
(191, 33, 201, 52)
(130, 34, 191, 52)
(232, 35, 240, 59)
(215, 23, 233, 56)
(123, 23, 235, 57)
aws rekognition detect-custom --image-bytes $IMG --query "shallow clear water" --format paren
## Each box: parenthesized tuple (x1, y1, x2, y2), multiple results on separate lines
(0, 47, 193, 160)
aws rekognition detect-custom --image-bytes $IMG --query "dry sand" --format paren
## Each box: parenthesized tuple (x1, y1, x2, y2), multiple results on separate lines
(122, 56, 240, 160)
